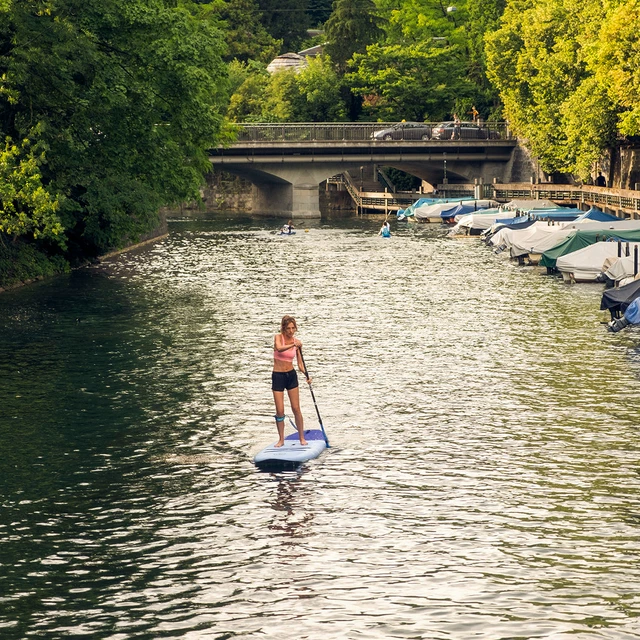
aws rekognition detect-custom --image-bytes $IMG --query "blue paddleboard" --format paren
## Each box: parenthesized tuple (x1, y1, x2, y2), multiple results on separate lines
(254, 429, 327, 470)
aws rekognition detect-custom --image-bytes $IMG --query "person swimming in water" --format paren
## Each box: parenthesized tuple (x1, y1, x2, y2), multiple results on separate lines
(272, 315, 311, 447)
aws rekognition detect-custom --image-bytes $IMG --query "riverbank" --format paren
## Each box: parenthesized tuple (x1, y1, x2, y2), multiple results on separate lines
(0, 211, 169, 293)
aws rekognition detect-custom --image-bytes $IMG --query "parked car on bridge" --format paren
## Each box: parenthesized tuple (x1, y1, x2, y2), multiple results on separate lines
(371, 122, 432, 141)
(431, 121, 498, 140)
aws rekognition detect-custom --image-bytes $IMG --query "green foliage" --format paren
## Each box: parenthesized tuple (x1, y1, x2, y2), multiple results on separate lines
(0, 136, 64, 247)
(257, 0, 310, 52)
(377, 0, 464, 44)
(0, 237, 70, 288)
(0, 0, 230, 259)
(228, 58, 347, 122)
(484, 0, 638, 178)
(348, 41, 472, 121)
(324, 0, 384, 72)
(215, 0, 281, 63)
(307, 0, 333, 26)
(384, 167, 421, 190)
(227, 70, 271, 121)
(592, 0, 640, 138)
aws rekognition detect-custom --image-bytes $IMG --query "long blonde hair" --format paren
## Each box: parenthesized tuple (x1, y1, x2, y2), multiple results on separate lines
(280, 315, 297, 333)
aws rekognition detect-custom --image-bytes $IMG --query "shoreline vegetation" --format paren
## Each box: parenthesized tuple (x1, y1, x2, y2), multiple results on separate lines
(2, 0, 640, 290)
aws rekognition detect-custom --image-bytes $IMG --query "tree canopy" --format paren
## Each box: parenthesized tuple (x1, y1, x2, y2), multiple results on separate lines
(0, 0, 229, 265)
(485, 0, 640, 179)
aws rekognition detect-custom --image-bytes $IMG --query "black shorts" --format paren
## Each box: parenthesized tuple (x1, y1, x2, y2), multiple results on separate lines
(272, 369, 298, 392)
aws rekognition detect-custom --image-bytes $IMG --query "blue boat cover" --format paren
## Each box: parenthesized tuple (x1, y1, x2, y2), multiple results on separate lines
(398, 196, 477, 218)
(528, 209, 579, 221)
(573, 207, 619, 223)
(625, 297, 640, 324)
(440, 202, 492, 218)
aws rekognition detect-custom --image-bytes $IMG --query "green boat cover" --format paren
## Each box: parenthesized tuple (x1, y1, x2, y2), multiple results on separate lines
(540, 229, 640, 269)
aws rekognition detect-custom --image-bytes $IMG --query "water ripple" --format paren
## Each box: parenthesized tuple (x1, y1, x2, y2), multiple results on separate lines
(0, 215, 639, 638)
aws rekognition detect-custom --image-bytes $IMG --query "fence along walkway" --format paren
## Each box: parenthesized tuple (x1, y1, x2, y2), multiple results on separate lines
(233, 122, 512, 143)
(331, 178, 640, 217)
(491, 184, 640, 219)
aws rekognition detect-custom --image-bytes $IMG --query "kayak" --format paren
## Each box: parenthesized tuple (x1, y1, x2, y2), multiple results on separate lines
(254, 429, 327, 470)
(278, 230, 296, 235)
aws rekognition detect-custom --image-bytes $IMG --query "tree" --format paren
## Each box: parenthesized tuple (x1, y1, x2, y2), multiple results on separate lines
(348, 41, 472, 121)
(0, 137, 64, 246)
(307, 0, 333, 26)
(228, 58, 347, 122)
(257, 0, 310, 52)
(324, 0, 384, 73)
(215, 0, 281, 63)
(484, 0, 622, 179)
(0, 0, 230, 259)
(592, 0, 640, 137)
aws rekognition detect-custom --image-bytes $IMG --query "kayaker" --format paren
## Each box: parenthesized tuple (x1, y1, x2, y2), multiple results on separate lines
(379, 221, 391, 237)
(281, 220, 294, 234)
(272, 315, 311, 447)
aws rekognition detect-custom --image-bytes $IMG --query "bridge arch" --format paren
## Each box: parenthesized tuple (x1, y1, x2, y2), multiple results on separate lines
(210, 123, 520, 217)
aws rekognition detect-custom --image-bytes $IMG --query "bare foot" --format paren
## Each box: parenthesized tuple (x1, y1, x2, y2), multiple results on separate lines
(274, 440, 285, 448)
(300, 439, 308, 446)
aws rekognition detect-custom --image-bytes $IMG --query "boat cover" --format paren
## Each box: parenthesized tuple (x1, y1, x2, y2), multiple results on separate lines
(502, 199, 557, 209)
(556, 241, 640, 280)
(414, 198, 498, 221)
(450, 209, 519, 232)
(510, 220, 640, 258)
(490, 221, 553, 251)
(398, 196, 479, 218)
(601, 278, 640, 313)
(527, 209, 579, 221)
(541, 229, 640, 269)
(604, 255, 640, 284)
(440, 202, 490, 219)
(573, 207, 620, 223)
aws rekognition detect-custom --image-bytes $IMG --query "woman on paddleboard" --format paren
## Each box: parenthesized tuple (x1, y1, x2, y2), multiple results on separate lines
(272, 315, 311, 447)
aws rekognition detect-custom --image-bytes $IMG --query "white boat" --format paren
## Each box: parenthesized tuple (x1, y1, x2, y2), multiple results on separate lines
(414, 199, 498, 223)
(490, 221, 561, 254)
(603, 254, 640, 286)
(510, 220, 640, 261)
(557, 241, 640, 282)
(448, 208, 518, 235)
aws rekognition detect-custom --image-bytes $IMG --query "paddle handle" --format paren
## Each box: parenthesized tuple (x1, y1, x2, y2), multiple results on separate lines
(298, 347, 330, 447)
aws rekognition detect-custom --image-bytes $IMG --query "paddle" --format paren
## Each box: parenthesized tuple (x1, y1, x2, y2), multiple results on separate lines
(298, 347, 330, 447)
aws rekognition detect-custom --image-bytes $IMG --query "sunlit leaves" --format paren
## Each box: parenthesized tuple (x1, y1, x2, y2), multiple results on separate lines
(348, 41, 471, 121)
(228, 57, 347, 122)
(0, 0, 230, 256)
(0, 138, 64, 246)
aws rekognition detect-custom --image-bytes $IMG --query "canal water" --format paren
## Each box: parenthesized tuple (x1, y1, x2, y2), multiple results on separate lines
(1, 213, 639, 639)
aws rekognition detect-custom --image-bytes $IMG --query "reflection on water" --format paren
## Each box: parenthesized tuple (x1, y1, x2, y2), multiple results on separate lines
(0, 212, 639, 639)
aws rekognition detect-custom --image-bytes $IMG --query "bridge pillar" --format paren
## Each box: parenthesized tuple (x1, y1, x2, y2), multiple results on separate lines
(251, 182, 321, 218)
(291, 183, 320, 218)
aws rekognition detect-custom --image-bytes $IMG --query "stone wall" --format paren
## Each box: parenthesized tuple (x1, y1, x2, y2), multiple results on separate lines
(184, 170, 253, 212)
(613, 145, 640, 190)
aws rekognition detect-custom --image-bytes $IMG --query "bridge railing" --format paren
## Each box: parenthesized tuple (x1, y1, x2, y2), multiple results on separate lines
(234, 122, 513, 142)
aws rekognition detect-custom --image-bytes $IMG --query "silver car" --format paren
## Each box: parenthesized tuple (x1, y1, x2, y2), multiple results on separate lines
(371, 122, 432, 141)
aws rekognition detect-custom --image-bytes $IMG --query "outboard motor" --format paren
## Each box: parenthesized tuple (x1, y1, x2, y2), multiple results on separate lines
(607, 297, 640, 332)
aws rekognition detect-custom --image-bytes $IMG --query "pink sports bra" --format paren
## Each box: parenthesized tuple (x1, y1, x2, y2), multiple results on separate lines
(274, 341, 296, 362)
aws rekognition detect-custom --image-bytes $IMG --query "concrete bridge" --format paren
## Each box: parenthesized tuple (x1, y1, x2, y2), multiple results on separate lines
(209, 123, 521, 218)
